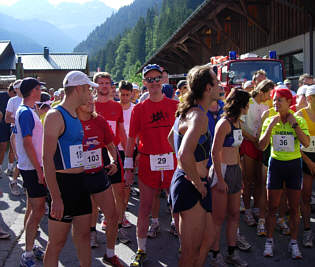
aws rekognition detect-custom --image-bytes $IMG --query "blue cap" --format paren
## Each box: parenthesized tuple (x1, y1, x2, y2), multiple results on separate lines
(20, 77, 44, 97)
(142, 64, 162, 78)
(162, 84, 173, 99)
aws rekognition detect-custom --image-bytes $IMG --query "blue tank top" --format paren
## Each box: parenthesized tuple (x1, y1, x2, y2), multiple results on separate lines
(173, 105, 212, 162)
(54, 106, 84, 170)
(223, 118, 243, 147)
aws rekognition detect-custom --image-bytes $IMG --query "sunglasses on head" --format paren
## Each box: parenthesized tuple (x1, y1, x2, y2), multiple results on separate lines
(144, 76, 162, 83)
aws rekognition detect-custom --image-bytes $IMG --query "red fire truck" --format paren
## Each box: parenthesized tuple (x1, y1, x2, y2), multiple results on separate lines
(211, 51, 285, 95)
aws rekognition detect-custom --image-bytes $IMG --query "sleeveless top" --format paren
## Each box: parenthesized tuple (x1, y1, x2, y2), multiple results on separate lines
(301, 108, 315, 136)
(223, 118, 243, 147)
(174, 105, 211, 162)
(54, 106, 84, 170)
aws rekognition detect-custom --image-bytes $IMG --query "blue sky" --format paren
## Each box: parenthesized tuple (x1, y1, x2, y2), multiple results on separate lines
(0, 0, 134, 9)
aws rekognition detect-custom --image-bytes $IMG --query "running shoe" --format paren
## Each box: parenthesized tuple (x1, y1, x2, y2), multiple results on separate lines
(0, 230, 10, 239)
(130, 249, 146, 267)
(122, 215, 132, 228)
(32, 245, 44, 260)
(256, 219, 266, 237)
(263, 240, 274, 257)
(303, 229, 313, 248)
(102, 218, 107, 231)
(103, 254, 124, 267)
(288, 242, 302, 259)
(169, 221, 178, 236)
(236, 233, 251, 251)
(90, 231, 99, 248)
(118, 228, 131, 244)
(211, 253, 227, 267)
(20, 253, 36, 267)
(9, 180, 20, 196)
(5, 168, 13, 177)
(243, 211, 256, 226)
(276, 217, 290, 235)
(225, 250, 248, 267)
(147, 222, 160, 238)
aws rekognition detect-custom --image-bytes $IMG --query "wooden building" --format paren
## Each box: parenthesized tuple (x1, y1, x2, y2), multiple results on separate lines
(140, 0, 315, 84)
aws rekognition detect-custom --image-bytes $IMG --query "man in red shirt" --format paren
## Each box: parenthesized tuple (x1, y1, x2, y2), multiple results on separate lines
(124, 64, 178, 266)
(93, 72, 129, 244)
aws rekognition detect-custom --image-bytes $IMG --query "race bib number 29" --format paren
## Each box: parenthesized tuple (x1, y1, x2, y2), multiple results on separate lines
(69, 144, 84, 168)
(150, 153, 174, 171)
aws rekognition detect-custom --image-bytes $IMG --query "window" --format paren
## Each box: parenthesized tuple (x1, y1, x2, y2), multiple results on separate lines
(279, 51, 303, 78)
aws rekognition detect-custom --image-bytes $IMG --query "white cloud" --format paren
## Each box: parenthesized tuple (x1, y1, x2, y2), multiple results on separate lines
(0, 0, 19, 6)
(48, 0, 134, 9)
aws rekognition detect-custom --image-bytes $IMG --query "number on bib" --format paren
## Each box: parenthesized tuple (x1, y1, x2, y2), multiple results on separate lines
(69, 144, 84, 168)
(273, 135, 294, 152)
(84, 148, 102, 170)
(302, 136, 315, 153)
(150, 153, 174, 171)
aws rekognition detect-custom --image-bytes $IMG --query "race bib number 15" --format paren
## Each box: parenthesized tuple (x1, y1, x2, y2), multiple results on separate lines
(302, 136, 315, 153)
(69, 144, 84, 168)
(150, 153, 174, 171)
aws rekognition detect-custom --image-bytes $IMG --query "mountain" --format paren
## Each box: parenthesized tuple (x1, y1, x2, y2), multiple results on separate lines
(0, 13, 76, 52)
(74, 0, 162, 55)
(0, 0, 114, 43)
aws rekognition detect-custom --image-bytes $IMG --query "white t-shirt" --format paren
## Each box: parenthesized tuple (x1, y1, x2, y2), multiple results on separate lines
(6, 96, 22, 126)
(118, 103, 135, 151)
(15, 105, 43, 170)
(241, 98, 268, 137)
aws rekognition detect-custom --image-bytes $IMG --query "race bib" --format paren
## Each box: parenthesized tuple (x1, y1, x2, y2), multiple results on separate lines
(150, 153, 174, 171)
(302, 136, 315, 153)
(84, 148, 102, 170)
(69, 144, 84, 168)
(233, 129, 243, 146)
(107, 120, 117, 135)
(273, 135, 295, 152)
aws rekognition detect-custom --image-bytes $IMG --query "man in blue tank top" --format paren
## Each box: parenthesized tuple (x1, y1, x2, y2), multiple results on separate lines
(43, 71, 98, 267)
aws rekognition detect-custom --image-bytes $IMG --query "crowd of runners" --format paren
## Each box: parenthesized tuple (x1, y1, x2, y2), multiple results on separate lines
(0, 63, 314, 267)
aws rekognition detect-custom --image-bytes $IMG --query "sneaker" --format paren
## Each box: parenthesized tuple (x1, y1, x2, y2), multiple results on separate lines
(169, 221, 178, 237)
(102, 218, 107, 231)
(0, 230, 10, 239)
(225, 250, 248, 267)
(118, 227, 130, 244)
(276, 217, 290, 235)
(244, 211, 256, 226)
(211, 253, 227, 267)
(32, 245, 44, 260)
(90, 231, 99, 248)
(303, 229, 313, 248)
(263, 240, 274, 257)
(5, 168, 13, 177)
(147, 222, 160, 238)
(288, 242, 302, 259)
(20, 253, 36, 267)
(236, 234, 251, 251)
(130, 249, 146, 267)
(9, 180, 20, 196)
(122, 215, 132, 228)
(103, 254, 123, 267)
(256, 219, 266, 237)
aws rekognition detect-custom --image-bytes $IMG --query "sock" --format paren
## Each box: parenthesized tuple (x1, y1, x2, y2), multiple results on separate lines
(106, 248, 115, 258)
(137, 237, 147, 252)
(151, 218, 159, 225)
(118, 223, 122, 229)
(24, 251, 33, 258)
(304, 228, 311, 231)
(266, 237, 273, 243)
(211, 250, 219, 258)
(90, 227, 96, 232)
(171, 217, 175, 224)
(228, 246, 236, 255)
(8, 163, 14, 170)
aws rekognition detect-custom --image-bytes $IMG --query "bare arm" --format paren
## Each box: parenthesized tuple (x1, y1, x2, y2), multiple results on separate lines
(5, 111, 14, 124)
(118, 122, 127, 151)
(105, 142, 118, 175)
(167, 127, 175, 152)
(258, 116, 279, 151)
(287, 114, 310, 148)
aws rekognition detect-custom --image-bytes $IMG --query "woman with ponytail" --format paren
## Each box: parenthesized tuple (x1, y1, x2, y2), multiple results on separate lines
(168, 64, 220, 267)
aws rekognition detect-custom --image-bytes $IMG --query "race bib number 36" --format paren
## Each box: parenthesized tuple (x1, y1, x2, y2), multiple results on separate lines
(69, 144, 84, 168)
(273, 135, 294, 152)
(302, 136, 315, 153)
(150, 153, 174, 171)
(84, 148, 102, 170)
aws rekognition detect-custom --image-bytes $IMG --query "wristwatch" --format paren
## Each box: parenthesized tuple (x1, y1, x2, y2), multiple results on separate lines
(291, 122, 299, 129)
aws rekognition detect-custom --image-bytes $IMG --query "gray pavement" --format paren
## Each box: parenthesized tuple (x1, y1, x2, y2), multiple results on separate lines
(0, 155, 315, 266)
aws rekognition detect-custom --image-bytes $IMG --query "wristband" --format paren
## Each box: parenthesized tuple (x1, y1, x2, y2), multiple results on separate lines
(124, 157, 134, 169)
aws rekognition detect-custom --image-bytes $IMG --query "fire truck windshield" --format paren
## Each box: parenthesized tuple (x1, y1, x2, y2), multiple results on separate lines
(228, 60, 283, 84)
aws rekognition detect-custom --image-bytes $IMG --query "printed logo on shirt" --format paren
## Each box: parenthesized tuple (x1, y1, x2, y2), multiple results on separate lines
(150, 111, 170, 124)
(83, 136, 101, 150)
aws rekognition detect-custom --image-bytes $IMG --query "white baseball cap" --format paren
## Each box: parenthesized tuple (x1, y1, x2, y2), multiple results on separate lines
(297, 85, 308, 96)
(132, 83, 140, 90)
(275, 84, 288, 90)
(305, 85, 315, 97)
(243, 80, 253, 89)
(63, 71, 99, 88)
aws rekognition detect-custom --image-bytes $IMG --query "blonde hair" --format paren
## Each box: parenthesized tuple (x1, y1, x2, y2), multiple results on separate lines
(93, 72, 111, 83)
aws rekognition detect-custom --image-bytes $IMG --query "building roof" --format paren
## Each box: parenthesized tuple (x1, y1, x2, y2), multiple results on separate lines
(0, 41, 16, 70)
(17, 53, 88, 70)
(0, 41, 10, 56)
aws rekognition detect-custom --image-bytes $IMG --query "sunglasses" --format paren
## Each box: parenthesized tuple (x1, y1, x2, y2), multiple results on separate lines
(144, 76, 162, 83)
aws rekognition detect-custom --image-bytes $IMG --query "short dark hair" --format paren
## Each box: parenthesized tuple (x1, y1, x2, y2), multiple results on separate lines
(162, 69, 169, 74)
(119, 80, 133, 92)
